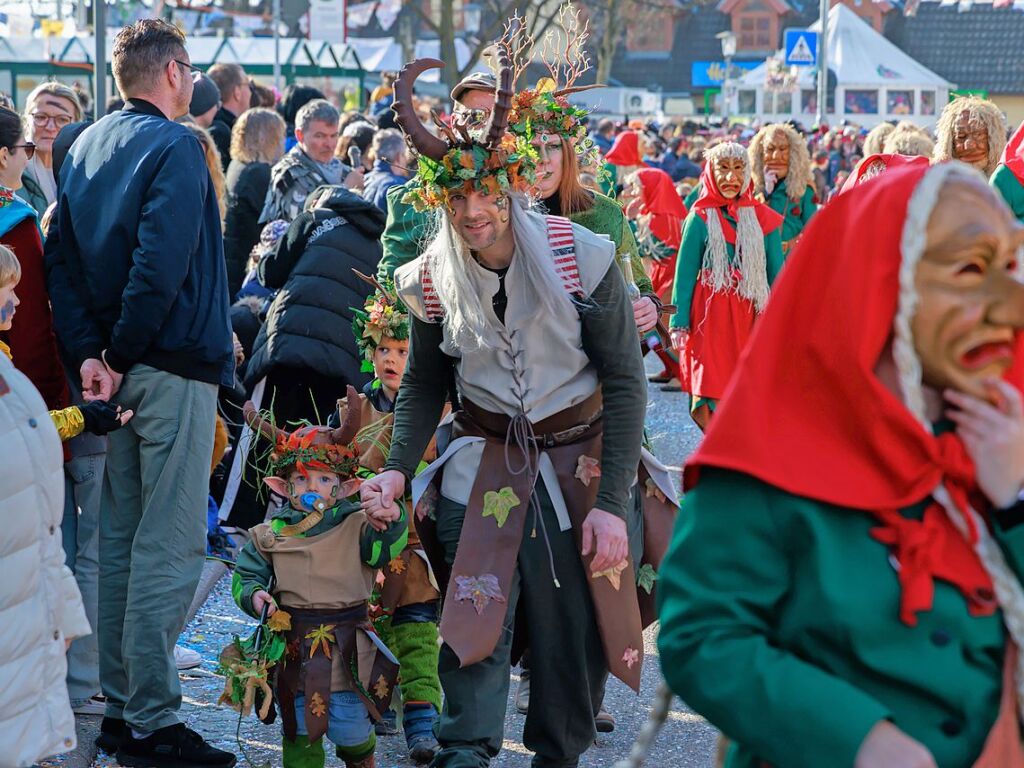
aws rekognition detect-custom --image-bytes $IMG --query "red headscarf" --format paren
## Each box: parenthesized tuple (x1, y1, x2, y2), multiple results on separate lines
(840, 153, 930, 194)
(686, 163, 1024, 626)
(691, 156, 783, 243)
(635, 167, 686, 250)
(605, 131, 643, 167)
(1000, 120, 1024, 185)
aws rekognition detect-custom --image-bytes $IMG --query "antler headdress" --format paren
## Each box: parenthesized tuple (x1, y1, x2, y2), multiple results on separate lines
(391, 43, 539, 211)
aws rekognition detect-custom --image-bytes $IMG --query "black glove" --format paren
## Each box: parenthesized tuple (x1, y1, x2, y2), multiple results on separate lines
(79, 400, 127, 436)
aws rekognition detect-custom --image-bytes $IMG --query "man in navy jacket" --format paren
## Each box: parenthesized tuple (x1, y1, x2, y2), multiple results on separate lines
(47, 19, 235, 768)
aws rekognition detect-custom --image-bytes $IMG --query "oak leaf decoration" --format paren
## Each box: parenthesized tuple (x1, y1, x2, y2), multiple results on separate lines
(309, 691, 327, 718)
(388, 557, 407, 574)
(482, 487, 520, 528)
(306, 624, 336, 659)
(373, 674, 390, 700)
(575, 455, 601, 486)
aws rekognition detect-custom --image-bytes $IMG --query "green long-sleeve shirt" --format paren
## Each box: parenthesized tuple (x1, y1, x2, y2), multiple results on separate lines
(657, 467, 1022, 768)
(991, 164, 1024, 223)
(231, 499, 408, 618)
(383, 263, 646, 519)
(376, 184, 653, 295)
(763, 179, 817, 244)
(669, 212, 785, 331)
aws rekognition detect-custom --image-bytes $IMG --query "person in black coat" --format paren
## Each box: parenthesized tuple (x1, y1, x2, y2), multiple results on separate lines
(223, 108, 286, 298)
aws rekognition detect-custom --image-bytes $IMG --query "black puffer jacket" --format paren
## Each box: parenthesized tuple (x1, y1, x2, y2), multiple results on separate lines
(245, 186, 386, 389)
(224, 159, 272, 298)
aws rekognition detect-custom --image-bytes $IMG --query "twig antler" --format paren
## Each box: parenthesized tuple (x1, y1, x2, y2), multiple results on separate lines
(540, 4, 599, 97)
(501, 10, 536, 88)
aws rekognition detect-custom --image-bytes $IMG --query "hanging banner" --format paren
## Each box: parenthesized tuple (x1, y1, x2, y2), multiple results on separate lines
(308, 0, 346, 41)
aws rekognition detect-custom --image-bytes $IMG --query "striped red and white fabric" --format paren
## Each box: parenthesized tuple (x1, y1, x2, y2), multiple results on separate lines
(420, 257, 444, 322)
(546, 215, 583, 296)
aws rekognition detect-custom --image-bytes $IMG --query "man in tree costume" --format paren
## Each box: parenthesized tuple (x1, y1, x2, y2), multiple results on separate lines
(231, 393, 407, 768)
(933, 95, 1007, 178)
(360, 46, 675, 768)
(748, 122, 817, 254)
(337, 275, 444, 763)
(659, 161, 1024, 767)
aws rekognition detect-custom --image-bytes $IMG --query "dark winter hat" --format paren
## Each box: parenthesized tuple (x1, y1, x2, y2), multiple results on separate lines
(189, 73, 221, 117)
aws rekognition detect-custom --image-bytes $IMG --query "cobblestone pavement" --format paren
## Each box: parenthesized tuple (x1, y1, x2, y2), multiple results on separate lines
(84, 364, 717, 768)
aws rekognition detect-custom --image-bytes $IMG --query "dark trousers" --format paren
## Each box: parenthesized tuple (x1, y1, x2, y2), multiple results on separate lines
(432, 485, 607, 768)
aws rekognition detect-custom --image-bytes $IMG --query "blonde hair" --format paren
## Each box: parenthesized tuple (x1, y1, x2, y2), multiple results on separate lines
(933, 96, 1007, 176)
(185, 123, 227, 222)
(0, 243, 21, 287)
(26, 81, 83, 122)
(863, 122, 896, 156)
(748, 123, 814, 203)
(230, 107, 286, 164)
(883, 122, 935, 157)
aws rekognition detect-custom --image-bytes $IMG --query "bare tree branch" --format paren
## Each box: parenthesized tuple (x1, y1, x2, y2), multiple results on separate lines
(404, 0, 441, 35)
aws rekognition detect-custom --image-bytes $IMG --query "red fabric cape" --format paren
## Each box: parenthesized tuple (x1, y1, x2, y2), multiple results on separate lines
(605, 131, 643, 167)
(636, 167, 686, 250)
(691, 158, 783, 242)
(840, 153, 930, 195)
(685, 163, 1024, 625)
(1000, 121, 1024, 185)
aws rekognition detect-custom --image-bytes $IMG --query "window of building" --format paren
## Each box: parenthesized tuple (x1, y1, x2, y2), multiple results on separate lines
(774, 91, 793, 114)
(801, 89, 817, 114)
(844, 89, 878, 114)
(738, 90, 757, 114)
(921, 90, 936, 116)
(730, 0, 780, 51)
(886, 90, 914, 115)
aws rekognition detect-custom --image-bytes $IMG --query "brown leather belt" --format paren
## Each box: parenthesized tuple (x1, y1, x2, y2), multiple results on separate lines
(457, 390, 603, 448)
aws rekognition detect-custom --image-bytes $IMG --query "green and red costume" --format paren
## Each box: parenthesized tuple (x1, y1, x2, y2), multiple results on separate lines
(991, 121, 1024, 222)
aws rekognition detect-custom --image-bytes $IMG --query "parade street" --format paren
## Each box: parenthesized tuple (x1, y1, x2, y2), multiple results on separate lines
(64, 365, 717, 768)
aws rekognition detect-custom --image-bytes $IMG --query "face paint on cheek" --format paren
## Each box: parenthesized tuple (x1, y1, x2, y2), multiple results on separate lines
(0, 301, 13, 323)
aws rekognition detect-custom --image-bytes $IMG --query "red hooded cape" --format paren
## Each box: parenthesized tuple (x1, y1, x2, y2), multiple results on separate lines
(605, 131, 643, 167)
(840, 152, 930, 195)
(691, 159, 783, 241)
(636, 167, 686, 250)
(1000, 121, 1024, 185)
(685, 163, 1022, 625)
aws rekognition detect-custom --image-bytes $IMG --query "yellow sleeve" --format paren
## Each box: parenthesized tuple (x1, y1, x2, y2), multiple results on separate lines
(50, 406, 85, 442)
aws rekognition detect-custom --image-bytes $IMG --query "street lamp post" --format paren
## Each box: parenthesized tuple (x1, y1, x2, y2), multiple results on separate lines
(716, 31, 737, 126)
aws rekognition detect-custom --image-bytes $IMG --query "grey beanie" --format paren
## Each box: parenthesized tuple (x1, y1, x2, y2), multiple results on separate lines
(189, 74, 221, 117)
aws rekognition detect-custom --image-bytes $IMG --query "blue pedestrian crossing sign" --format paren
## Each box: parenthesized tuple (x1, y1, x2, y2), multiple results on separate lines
(784, 29, 818, 66)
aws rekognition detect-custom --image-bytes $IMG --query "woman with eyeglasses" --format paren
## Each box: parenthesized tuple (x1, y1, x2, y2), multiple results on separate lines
(19, 82, 83, 216)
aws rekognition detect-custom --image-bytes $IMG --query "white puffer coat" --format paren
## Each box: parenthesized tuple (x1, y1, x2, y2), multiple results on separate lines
(0, 353, 90, 767)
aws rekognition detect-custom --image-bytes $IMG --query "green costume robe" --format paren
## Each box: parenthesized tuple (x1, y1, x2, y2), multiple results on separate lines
(760, 178, 817, 245)
(375, 182, 653, 294)
(657, 467, 1023, 768)
(990, 164, 1024, 222)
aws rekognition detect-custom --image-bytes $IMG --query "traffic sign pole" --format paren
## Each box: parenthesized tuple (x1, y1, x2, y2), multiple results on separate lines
(817, 0, 828, 126)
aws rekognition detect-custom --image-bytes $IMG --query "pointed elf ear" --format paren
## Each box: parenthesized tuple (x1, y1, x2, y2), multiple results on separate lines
(263, 477, 290, 499)
(338, 478, 362, 500)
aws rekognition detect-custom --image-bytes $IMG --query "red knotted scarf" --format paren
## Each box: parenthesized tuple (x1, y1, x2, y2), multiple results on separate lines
(686, 163, 1024, 626)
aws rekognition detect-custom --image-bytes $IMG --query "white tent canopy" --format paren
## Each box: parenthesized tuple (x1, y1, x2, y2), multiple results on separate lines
(733, 3, 953, 127)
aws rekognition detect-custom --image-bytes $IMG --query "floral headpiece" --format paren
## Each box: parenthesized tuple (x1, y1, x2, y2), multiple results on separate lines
(502, 7, 603, 167)
(393, 41, 537, 212)
(350, 270, 411, 372)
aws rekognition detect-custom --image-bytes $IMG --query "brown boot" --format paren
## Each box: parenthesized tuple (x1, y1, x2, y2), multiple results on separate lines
(344, 755, 375, 768)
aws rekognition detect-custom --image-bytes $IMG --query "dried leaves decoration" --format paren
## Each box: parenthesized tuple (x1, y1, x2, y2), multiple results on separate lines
(622, 646, 640, 670)
(306, 624, 336, 659)
(482, 486, 521, 528)
(266, 609, 292, 633)
(575, 455, 602, 487)
(373, 674, 390, 700)
(592, 560, 628, 591)
(308, 691, 327, 718)
(454, 573, 507, 615)
(388, 556, 407, 575)
(644, 477, 668, 504)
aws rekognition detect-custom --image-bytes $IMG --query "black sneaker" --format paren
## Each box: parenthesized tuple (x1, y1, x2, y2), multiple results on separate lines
(116, 723, 237, 768)
(95, 716, 127, 754)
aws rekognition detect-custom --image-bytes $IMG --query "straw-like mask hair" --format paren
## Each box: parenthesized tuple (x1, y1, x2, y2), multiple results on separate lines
(933, 96, 1007, 176)
(748, 123, 813, 203)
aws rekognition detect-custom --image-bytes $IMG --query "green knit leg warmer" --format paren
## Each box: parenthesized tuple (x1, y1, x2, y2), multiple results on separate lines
(391, 619, 442, 712)
(281, 735, 326, 768)
(335, 732, 376, 762)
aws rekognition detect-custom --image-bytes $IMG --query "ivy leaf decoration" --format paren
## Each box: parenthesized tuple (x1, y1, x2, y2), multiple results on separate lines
(575, 455, 602, 487)
(454, 574, 507, 615)
(637, 563, 659, 595)
(309, 691, 327, 718)
(373, 674, 390, 700)
(388, 557, 407, 575)
(266, 609, 292, 633)
(482, 487, 520, 528)
(306, 624, 336, 660)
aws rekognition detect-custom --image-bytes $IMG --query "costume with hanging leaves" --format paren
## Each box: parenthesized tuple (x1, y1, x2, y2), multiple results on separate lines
(228, 389, 408, 768)
(670, 147, 785, 414)
(658, 163, 1024, 768)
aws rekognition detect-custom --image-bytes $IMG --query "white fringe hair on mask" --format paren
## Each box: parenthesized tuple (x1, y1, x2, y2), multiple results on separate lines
(895, 160, 1024, 720)
(700, 142, 770, 313)
(425, 193, 579, 351)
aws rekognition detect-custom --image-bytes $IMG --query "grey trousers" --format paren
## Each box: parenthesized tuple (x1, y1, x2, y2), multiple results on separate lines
(97, 364, 216, 732)
(62, 452, 105, 706)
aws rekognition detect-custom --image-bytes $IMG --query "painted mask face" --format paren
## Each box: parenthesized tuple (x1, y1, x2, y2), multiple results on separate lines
(952, 111, 990, 171)
(714, 156, 746, 200)
(531, 132, 564, 199)
(372, 336, 409, 398)
(448, 188, 511, 252)
(763, 131, 791, 180)
(912, 178, 1024, 401)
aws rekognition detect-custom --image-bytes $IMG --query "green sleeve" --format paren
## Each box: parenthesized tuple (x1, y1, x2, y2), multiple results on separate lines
(656, 468, 892, 768)
(684, 182, 701, 210)
(580, 263, 647, 518)
(670, 214, 705, 330)
(360, 504, 410, 567)
(800, 184, 818, 227)
(232, 541, 274, 618)
(991, 165, 1024, 223)
(765, 228, 785, 283)
(377, 182, 430, 281)
(615, 211, 653, 295)
(383, 316, 452, 482)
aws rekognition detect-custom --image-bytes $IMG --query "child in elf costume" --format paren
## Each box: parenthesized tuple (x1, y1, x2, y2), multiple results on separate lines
(230, 392, 407, 768)
(336, 273, 444, 763)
